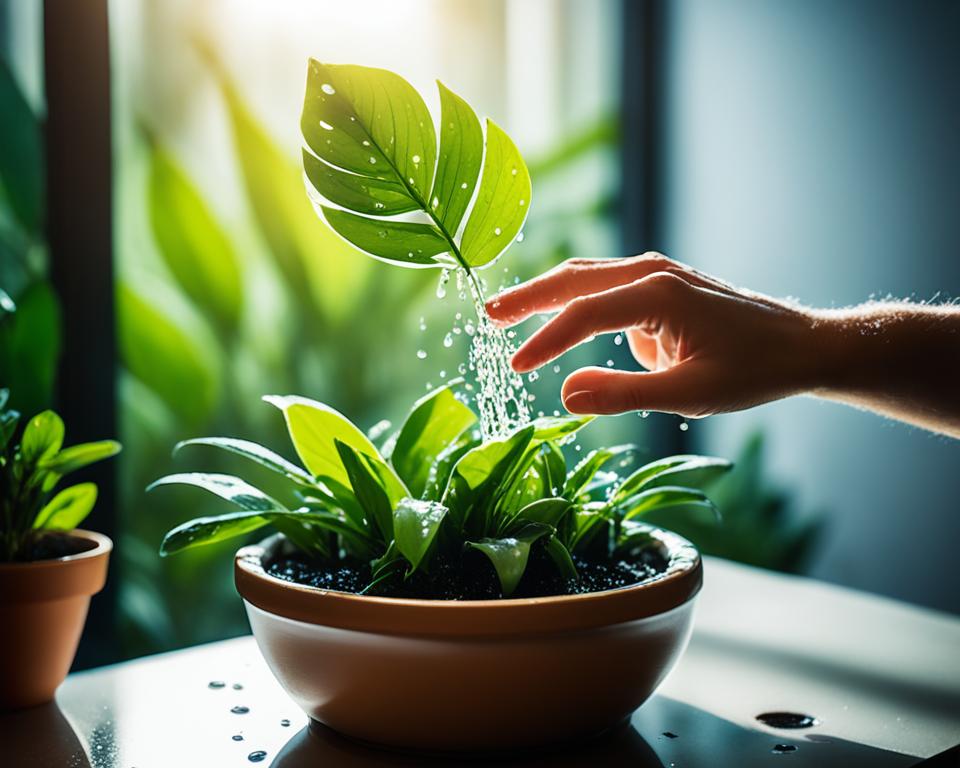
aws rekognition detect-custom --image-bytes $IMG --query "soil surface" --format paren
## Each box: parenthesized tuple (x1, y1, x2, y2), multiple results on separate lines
(22, 531, 96, 562)
(266, 545, 669, 600)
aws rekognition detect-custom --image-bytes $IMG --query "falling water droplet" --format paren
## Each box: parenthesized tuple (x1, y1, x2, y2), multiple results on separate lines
(443, 332, 454, 348)
(417, 350, 428, 360)
(528, 371, 539, 382)
(606, 359, 615, 367)
(516, 232, 525, 243)
(436, 268, 450, 298)
(614, 333, 623, 346)
(418, 316, 426, 331)
(679, 422, 689, 432)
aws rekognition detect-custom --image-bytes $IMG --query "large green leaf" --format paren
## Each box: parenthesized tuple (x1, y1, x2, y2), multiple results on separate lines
(531, 414, 594, 443)
(300, 62, 529, 271)
(117, 283, 218, 428)
(335, 440, 394, 542)
(391, 382, 477, 498)
(263, 394, 380, 488)
(147, 472, 284, 512)
(174, 437, 313, 486)
(466, 522, 552, 596)
(148, 145, 243, 332)
(393, 497, 448, 574)
(513, 497, 572, 528)
(21, 410, 65, 463)
(459, 120, 531, 268)
(434, 82, 483, 233)
(34, 482, 97, 530)
(0, 58, 42, 235)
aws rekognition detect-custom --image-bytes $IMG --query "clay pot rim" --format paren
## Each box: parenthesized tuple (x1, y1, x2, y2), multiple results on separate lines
(235, 526, 702, 637)
(0, 529, 112, 572)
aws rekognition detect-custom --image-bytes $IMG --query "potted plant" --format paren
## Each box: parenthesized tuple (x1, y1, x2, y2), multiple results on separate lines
(152, 382, 729, 750)
(150, 63, 732, 751)
(0, 389, 120, 710)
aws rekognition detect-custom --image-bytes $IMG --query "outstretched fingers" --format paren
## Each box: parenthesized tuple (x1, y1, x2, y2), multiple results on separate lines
(485, 253, 677, 327)
(510, 271, 686, 373)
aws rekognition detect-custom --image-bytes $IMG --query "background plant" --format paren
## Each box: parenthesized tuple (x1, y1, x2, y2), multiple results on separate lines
(0, 389, 120, 561)
(151, 382, 731, 596)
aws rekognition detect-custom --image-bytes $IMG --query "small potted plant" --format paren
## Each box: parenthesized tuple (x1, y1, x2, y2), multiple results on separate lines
(0, 389, 120, 710)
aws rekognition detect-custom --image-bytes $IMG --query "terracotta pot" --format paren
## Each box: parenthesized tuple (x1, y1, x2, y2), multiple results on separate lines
(0, 530, 111, 711)
(236, 527, 701, 752)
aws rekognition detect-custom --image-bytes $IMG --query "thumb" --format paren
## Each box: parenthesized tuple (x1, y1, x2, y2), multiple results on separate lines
(561, 362, 707, 416)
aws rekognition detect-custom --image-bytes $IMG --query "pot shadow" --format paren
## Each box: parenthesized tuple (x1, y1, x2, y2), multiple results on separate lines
(0, 700, 90, 768)
(273, 719, 664, 767)
(272, 695, 933, 768)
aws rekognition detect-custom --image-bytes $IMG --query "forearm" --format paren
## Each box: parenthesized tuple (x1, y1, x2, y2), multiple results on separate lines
(805, 303, 960, 437)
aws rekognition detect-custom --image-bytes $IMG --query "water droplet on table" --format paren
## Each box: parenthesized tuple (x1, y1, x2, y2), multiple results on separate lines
(248, 750, 268, 762)
(231, 706, 250, 715)
(757, 712, 819, 729)
(207, 680, 225, 689)
(280, 719, 291, 727)
(772, 744, 797, 754)
(662, 731, 678, 739)
(232, 683, 243, 690)
(232, 734, 244, 741)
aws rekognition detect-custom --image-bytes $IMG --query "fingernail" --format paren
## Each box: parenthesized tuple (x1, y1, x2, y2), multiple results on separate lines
(563, 390, 596, 414)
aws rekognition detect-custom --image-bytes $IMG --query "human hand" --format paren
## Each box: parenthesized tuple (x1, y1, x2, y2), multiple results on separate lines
(485, 254, 818, 417)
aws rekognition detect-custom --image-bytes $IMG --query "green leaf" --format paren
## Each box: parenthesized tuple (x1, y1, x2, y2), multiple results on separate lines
(0, 281, 61, 418)
(564, 444, 636, 499)
(531, 414, 594, 443)
(541, 442, 568, 496)
(335, 439, 395, 542)
(459, 120, 532, 268)
(174, 437, 313, 485)
(34, 482, 97, 530)
(39, 440, 121, 476)
(614, 455, 731, 501)
(302, 149, 416, 216)
(392, 382, 477, 498)
(117, 283, 218, 428)
(302, 61, 435, 197)
(619, 486, 719, 523)
(423, 428, 480, 500)
(433, 82, 483, 233)
(443, 425, 535, 534)
(263, 394, 380, 489)
(544, 535, 578, 581)
(0, 58, 42, 235)
(320, 207, 449, 267)
(393, 497, 448, 573)
(466, 522, 552, 596)
(160, 509, 270, 556)
(300, 63, 530, 274)
(148, 145, 243, 332)
(21, 410, 65, 463)
(513, 497, 572, 528)
(147, 473, 285, 512)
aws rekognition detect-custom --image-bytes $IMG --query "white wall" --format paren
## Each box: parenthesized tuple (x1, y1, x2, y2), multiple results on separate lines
(660, 0, 960, 613)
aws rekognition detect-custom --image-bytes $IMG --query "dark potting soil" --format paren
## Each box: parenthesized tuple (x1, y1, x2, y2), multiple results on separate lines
(22, 531, 96, 561)
(266, 545, 669, 600)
